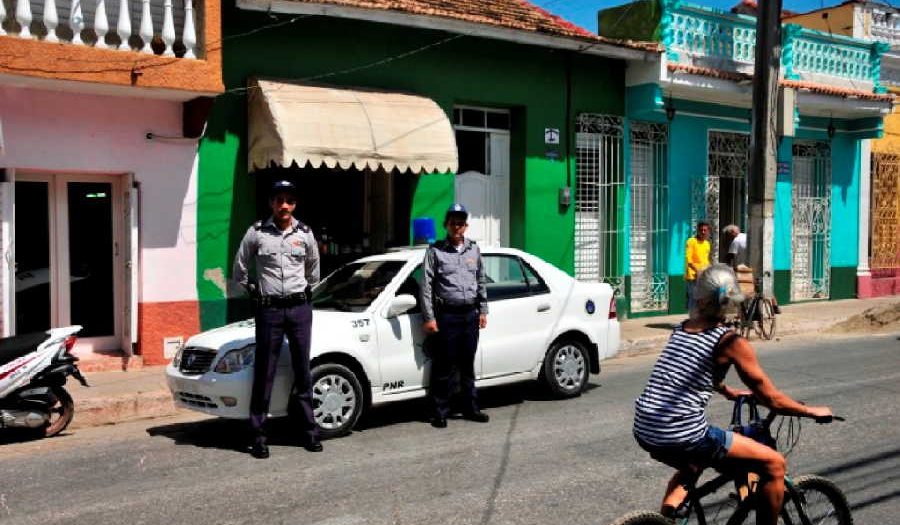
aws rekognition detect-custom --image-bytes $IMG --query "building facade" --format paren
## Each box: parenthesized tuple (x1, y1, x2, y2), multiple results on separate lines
(594, 0, 893, 316)
(786, 0, 900, 297)
(0, 0, 223, 365)
(195, 0, 658, 330)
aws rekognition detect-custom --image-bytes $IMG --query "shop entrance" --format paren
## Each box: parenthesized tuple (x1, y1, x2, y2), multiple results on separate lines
(14, 173, 123, 351)
(255, 168, 416, 276)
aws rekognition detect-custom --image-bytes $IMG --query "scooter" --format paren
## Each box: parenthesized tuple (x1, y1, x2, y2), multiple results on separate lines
(0, 326, 89, 438)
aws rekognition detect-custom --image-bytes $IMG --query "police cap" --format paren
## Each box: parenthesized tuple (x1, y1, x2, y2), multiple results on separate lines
(270, 180, 297, 197)
(445, 202, 468, 220)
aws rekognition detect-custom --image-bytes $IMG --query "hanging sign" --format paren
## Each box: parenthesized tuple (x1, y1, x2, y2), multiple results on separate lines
(544, 128, 560, 145)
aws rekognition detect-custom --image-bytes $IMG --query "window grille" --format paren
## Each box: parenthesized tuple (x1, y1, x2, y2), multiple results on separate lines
(870, 153, 900, 271)
(702, 131, 750, 261)
(629, 122, 669, 312)
(574, 114, 625, 296)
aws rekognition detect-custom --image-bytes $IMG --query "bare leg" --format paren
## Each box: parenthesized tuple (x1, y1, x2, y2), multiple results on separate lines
(660, 468, 700, 516)
(724, 433, 786, 525)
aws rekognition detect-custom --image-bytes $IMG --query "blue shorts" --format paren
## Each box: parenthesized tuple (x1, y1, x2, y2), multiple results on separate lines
(637, 426, 734, 470)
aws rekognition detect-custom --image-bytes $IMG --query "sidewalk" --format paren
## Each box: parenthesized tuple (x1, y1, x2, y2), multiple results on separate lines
(67, 296, 900, 430)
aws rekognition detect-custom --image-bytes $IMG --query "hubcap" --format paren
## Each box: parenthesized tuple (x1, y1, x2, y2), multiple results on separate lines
(312, 374, 357, 430)
(553, 345, 585, 391)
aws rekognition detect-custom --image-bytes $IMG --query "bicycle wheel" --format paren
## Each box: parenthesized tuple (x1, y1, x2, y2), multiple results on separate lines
(754, 298, 776, 340)
(784, 475, 853, 525)
(609, 510, 673, 525)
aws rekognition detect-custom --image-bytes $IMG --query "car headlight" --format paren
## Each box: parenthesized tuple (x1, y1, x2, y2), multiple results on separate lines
(172, 346, 185, 368)
(214, 345, 256, 374)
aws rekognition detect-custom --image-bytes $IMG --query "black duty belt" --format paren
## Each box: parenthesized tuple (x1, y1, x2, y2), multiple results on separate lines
(258, 292, 309, 308)
(436, 302, 477, 314)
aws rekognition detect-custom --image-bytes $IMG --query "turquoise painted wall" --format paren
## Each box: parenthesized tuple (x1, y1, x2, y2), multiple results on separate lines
(196, 2, 626, 328)
(623, 83, 867, 313)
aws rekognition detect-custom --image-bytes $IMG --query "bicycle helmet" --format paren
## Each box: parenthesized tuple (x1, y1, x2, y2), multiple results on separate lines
(693, 264, 744, 319)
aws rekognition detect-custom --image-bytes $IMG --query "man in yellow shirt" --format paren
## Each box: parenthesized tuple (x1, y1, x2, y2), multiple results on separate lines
(684, 221, 711, 311)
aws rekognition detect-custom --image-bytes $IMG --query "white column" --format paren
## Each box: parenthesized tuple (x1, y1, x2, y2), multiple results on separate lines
(161, 0, 175, 56)
(43, 0, 59, 41)
(94, 0, 109, 48)
(70, 0, 85, 45)
(181, 0, 196, 58)
(858, 139, 872, 278)
(117, 0, 132, 50)
(139, 0, 153, 53)
(0, 0, 7, 36)
(15, 0, 33, 38)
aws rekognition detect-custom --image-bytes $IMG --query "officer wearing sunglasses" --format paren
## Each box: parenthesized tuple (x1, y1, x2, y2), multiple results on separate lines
(233, 180, 321, 458)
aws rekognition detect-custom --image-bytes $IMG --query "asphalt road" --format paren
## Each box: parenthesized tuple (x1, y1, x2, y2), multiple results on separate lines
(1, 332, 898, 525)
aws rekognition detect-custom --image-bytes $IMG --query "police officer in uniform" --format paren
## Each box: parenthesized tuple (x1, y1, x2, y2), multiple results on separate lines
(420, 203, 490, 428)
(233, 180, 322, 458)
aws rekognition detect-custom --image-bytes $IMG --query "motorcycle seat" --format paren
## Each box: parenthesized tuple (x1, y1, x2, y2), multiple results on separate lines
(0, 331, 51, 367)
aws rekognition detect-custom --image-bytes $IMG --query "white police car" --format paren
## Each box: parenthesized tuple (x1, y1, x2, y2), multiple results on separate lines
(166, 247, 620, 438)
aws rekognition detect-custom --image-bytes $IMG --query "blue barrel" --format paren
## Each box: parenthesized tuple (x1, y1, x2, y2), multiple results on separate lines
(412, 217, 436, 245)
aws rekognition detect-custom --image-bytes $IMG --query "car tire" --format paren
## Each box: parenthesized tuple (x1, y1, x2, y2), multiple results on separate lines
(311, 363, 364, 439)
(541, 338, 590, 398)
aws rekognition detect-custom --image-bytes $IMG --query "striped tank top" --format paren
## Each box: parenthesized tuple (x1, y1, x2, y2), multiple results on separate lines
(633, 323, 731, 447)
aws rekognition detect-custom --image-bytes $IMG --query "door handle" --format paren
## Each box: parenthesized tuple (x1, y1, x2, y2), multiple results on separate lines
(537, 303, 551, 312)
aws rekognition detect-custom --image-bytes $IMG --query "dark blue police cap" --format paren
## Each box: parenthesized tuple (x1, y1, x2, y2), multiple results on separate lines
(270, 180, 297, 196)
(445, 203, 468, 217)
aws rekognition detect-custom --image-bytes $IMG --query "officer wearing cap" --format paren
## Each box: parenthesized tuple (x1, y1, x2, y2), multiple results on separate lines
(233, 180, 322, 458)
(420, 203, 489, 428)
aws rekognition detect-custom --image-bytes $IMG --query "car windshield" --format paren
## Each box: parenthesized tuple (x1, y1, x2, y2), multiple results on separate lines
(312, 260, 407, 312)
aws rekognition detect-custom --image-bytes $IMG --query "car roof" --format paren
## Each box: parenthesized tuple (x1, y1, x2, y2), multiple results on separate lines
(355, 245, 528, 264)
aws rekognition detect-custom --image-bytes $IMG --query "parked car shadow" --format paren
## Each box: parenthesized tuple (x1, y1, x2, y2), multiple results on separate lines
(146, 380, 602, 450)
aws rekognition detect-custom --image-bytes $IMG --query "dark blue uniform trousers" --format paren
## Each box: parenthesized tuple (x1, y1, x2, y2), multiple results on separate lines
(250, 303, 318, 442)
(430, 308, 480, 419)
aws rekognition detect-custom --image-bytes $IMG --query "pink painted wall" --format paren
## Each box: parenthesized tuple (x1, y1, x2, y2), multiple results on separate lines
(0, 85, 198, 303)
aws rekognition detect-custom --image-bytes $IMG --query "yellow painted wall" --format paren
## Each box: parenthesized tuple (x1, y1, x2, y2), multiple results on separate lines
(785, 3, 855, 36)
(872, 87, 900, 153)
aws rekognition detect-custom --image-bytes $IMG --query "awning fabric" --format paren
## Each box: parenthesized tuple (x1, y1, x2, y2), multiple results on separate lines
(248, 79, 458, 174)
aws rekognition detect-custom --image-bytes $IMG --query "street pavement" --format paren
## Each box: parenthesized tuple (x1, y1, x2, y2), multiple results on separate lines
(63, 295, 900, 430)
(1, 331, 897, 525)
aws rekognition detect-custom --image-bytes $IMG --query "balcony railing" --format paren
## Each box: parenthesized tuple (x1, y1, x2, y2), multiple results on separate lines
(0, 0, 200, 58)
(870, 9, 900, 48)
(661, 1, 888, 92)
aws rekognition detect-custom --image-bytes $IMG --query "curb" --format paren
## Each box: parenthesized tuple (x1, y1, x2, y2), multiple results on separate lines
(71, 391, 186, 430)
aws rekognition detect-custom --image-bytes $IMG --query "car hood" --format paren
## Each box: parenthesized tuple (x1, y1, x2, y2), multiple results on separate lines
(184, 310, 370, 354)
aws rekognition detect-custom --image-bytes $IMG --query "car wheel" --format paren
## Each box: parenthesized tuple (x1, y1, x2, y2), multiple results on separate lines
(311, 363, 364, 439)
(541, 338, 590, 398)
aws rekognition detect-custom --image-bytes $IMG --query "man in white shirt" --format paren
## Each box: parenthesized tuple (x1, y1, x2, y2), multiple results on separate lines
(722, 224, 747, 270)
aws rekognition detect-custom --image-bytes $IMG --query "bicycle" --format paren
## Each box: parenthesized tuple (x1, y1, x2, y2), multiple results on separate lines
(726, 268, 777, 340)
(611, 396, 850, 525)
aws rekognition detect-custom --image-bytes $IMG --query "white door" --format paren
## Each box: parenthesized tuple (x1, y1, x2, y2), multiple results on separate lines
(455, 133, 510, 247)
(479, 254, 554, 378)
(14, 174, 123, 351)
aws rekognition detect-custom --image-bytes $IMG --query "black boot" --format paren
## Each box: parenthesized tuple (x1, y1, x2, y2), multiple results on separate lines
(249, 439, 269, 459)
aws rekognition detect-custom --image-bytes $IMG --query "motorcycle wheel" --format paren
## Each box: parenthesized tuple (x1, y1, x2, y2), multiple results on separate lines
(43, 386, 75, 438)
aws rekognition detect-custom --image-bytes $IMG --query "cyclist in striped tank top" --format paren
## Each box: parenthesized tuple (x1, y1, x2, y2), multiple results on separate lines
(633, 264, 832, 525)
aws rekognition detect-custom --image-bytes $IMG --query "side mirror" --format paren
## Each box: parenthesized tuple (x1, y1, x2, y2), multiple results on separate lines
(387, 294, 418, 318)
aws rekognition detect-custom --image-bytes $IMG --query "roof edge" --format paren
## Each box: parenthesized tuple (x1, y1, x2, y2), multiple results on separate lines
(237, 0, 660, 61)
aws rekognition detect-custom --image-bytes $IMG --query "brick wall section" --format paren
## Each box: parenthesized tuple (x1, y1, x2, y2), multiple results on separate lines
(138, 300, 201, 365)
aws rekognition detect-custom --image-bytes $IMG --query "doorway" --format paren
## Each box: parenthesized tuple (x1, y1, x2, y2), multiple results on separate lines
(453, 106, 511, 247)
(14, 174, 123, 351)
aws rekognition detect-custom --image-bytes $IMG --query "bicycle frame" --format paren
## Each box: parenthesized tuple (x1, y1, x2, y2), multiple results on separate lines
(676, 472, 817, 525)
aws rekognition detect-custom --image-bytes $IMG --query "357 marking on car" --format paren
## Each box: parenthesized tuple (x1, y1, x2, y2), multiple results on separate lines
(351, 318, 370, 328)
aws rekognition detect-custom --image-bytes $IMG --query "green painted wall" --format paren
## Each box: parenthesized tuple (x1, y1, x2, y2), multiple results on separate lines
(830, 266, 857, 299)
(196, 3, 626, 328)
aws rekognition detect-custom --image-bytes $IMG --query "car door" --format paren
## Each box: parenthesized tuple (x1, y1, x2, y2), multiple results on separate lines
(479, 254, 554, 379)
(373, 265, 431, 396)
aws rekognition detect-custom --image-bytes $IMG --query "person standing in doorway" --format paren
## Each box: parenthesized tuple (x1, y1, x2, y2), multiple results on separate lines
(233, 180, 322, 458)
(420, 203, 489, 429)
(685, 221, 712, 312)
(722, 224, 747, 270)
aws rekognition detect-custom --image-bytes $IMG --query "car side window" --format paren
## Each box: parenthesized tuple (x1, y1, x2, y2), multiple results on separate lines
(394, 265, 422, 314)
(483, 255, 543, 301)
(520, 260, 550, 295)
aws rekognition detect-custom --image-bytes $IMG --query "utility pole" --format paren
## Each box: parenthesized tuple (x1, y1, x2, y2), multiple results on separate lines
(748, 0, 782, 297)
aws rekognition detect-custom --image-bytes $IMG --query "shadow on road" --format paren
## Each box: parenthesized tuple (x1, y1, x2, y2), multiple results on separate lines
(145, 380, 601, 450)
